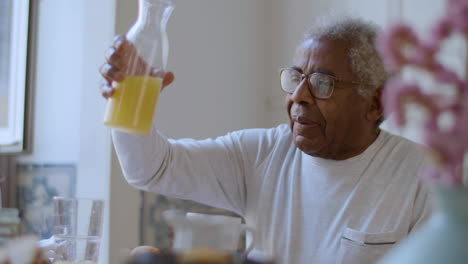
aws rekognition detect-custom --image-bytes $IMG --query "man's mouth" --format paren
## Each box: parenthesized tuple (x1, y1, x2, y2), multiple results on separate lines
(295, 117, 320, 128)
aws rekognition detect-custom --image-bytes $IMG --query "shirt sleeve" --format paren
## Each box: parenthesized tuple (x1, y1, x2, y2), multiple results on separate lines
(111, 126, 251, 215)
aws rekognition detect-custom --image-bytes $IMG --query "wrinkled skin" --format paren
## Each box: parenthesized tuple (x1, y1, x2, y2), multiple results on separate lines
(286, 38, 383, 160)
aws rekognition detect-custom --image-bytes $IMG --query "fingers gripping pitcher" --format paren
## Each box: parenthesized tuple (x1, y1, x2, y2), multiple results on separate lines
(104, 0, 174, 134)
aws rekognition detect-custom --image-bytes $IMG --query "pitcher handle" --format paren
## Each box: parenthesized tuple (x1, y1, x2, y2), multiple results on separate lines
(240, 225, 256, 257)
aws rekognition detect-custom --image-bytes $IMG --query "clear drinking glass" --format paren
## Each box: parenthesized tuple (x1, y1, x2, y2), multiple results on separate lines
(52, 197, 104, 264)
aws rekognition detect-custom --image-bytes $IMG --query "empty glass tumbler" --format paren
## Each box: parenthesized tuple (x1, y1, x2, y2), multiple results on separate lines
(52, 197, 104, 263)
(104, 0, 174, 134)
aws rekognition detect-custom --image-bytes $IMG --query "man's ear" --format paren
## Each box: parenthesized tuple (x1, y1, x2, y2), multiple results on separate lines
(366, 87, 383, 122)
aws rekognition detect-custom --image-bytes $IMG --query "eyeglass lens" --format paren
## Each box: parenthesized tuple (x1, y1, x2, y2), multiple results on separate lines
(280, 69, 334, 99)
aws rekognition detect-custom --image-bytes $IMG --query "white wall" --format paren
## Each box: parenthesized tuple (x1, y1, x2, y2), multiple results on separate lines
(157, 0, 272, 138)
(78, 1, 115, 264)
(18, 0, 82, 164)
(17, 0, 115, 263)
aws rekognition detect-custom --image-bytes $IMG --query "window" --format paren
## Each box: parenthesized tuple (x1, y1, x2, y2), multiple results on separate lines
(0, 0, 32, 153)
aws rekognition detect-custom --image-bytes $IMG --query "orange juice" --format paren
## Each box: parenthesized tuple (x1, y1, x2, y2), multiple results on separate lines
(104, 76, 162, 135)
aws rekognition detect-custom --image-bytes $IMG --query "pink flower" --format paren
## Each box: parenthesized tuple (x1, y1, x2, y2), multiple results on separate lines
(377, 24, 420, 71)
(447, 0, 468, 32)
(382, 78, 437, 127)
(378, 0, 468, 187)
(429, 18, 452, 48)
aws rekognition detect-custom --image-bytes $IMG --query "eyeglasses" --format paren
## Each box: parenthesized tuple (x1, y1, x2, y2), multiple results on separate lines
(279, 67, 373, 99)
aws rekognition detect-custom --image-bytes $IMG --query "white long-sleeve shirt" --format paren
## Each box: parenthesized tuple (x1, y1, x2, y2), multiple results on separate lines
(112, 124, 431, 264)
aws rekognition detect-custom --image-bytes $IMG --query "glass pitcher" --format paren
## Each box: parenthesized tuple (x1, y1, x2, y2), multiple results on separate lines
(103, 0, 174, 135)
(163, 210, 256, 257)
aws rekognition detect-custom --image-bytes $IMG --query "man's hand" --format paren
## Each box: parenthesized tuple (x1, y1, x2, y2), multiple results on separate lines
(99, 35, 174, 99)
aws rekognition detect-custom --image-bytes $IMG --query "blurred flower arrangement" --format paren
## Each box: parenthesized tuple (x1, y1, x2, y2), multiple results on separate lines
(377, 0, 468, 186)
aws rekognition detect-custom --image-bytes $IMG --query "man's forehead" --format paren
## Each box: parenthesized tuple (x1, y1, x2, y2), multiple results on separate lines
(294, 39, 318, 61)
(293, 38, 350, 72)
(300, 37, 349, 48)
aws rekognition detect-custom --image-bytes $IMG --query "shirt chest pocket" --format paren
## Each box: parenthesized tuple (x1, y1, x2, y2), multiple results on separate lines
(336, 228, 398, 264)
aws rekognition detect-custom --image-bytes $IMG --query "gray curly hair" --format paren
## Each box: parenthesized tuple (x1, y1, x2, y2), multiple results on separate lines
(304, 16, 389, 97)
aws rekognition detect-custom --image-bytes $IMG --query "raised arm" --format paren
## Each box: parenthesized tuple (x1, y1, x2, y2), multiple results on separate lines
(112, 127, 248, 215)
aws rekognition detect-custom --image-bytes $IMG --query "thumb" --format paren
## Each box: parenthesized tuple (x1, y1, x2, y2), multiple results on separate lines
(162, 72, 175, 90)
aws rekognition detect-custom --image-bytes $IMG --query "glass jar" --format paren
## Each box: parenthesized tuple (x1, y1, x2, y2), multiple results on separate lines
(104, 0, 174, 135)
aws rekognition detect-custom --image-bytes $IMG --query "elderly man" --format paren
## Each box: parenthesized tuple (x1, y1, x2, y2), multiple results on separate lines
(100, 17, 431, 264)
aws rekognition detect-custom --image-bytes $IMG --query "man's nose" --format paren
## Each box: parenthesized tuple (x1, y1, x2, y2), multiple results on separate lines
(290, 78, 314, 105)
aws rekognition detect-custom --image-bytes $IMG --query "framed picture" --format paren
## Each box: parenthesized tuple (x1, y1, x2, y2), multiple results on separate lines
(17, 164, 76, 239)
(0, 0, 35, 153)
